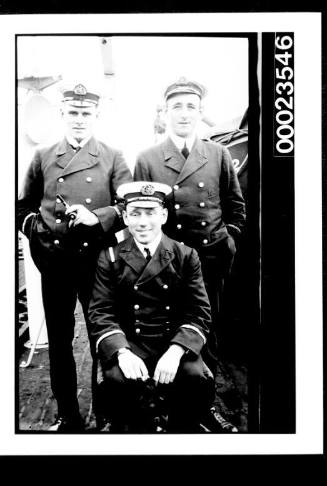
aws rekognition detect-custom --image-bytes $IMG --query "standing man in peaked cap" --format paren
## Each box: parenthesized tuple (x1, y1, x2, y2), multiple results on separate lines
(88, 181, 214, 433)
(18, 81, 132, 431)
(134, 77, 246, 370)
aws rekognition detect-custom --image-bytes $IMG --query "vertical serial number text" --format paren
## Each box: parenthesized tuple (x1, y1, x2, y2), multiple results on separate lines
(274, 33, 294, 156)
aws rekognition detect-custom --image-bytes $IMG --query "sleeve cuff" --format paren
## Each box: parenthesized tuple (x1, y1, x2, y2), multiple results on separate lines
(171, 325, 207, 356)
(96, 330, 126, 353)
(93, 206, 121, 233)
(180, 324, 207, 345)
(96, 330, 131, 365)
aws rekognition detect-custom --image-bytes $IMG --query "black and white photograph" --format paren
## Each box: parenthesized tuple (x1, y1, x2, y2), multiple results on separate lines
(0, 11, 323, 456)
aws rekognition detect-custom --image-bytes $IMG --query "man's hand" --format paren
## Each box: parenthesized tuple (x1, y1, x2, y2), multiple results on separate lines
(66, 204, 99, 227)
(153, 344, 185, 385)
(117, 349, 149, 381)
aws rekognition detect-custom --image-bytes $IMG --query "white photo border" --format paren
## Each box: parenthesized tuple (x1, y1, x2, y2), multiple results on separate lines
(0, 12, 323, 455)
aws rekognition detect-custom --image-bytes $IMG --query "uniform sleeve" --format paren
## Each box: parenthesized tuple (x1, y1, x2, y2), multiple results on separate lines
(219, 145, 246, 236)
(170, 248, 211, 356)
(17, 151, 43, 236)
(88, 249, 130, 365)
(92, 150, 132, 234)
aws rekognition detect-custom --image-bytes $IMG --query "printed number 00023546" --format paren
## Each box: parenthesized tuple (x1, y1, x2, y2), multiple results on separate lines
(274, 34, 294, 156)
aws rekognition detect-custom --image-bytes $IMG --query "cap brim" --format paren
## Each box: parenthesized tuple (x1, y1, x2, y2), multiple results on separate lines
(63, 100, 98, 108)
(126, 200, 163, 208)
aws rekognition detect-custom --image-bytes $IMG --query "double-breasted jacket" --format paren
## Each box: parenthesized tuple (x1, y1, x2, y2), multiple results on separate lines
(134, 137, 246, 253)
(88, 234, 211, 364)
(18, 137, 132, 268)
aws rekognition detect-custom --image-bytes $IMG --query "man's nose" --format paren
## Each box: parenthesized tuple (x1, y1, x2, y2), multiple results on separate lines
(179, 107, 189, 118)
(138, 213, 148, 225)
(75, 114, 84, 123)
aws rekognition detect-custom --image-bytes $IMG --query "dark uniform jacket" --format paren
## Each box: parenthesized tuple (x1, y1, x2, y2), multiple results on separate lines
(18, 137, 132, 268)
(88, 234, 211, 365)
(134, 137, 245, 251)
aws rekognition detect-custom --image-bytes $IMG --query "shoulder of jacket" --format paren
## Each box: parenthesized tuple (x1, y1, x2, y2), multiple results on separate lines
(201, 137, 224, 149)
(96, 140, 121, 155)
(168, 237, 193, 256)
(137, 142, 163, 159)
(36, 140, 61, 158)
(204, 140, 230, 163)
(107, 237, 131, 260)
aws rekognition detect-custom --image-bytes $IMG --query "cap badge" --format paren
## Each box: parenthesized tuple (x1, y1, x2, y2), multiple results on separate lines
(141, 184, 155, 196)
(74, 84, 87, 96)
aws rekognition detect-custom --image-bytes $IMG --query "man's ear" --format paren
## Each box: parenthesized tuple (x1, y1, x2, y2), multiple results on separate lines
(161, 207, 168, 225)
(122, 209, 128, 226)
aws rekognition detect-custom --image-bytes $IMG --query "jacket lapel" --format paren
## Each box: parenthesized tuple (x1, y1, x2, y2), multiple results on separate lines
(119, 236, 147, 275)
(175, 138, 208, 184)
(54, 139, 75, 169)
(163, 137, 186, 174)
(55, 137, 100, 175)
(136, 234, 175, 286)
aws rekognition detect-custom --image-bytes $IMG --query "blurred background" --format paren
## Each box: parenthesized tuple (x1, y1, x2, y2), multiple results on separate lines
(17, 35, 248, 180)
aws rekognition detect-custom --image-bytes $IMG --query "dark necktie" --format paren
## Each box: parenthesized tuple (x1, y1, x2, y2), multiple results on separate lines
(144, 247, 152, 263)
(70, 145, 81, 153)
(181, 142, 189, 159)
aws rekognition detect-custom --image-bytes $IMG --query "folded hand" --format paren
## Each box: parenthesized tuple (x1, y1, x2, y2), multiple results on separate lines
(153, 345, 185, 385)
(118, 350, 149, 381)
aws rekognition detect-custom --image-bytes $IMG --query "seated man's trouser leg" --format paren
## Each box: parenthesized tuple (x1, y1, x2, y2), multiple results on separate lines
(101, 353, 214, 432)
(165, 356, 215, 432)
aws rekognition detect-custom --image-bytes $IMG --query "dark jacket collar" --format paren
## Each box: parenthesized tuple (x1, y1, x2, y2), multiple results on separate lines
(162, 136, 208, 184)
(55, 137, 100, 175)
(119, 234, 175, 285)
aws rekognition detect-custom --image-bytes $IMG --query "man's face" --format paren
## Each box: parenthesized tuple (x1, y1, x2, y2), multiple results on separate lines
(123, 204, 168, 246)
(61, 102, 98, 142)
(165, 93, 202, 138)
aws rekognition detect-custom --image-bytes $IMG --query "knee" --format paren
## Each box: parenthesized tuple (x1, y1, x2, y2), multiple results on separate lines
(177, 358, 215, 401)
(102, 366, 147, 396)
(179, 357, 207, 380)
(102, 364, 126, 386)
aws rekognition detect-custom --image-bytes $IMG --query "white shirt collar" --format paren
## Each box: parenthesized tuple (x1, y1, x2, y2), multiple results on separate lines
(169, 133, 196, 152)
(133, 232, 163, 258)
(66, 135, 91, 149)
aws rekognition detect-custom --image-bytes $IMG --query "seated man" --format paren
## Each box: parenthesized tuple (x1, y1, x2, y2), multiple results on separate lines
(88, 181, 214, 433)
